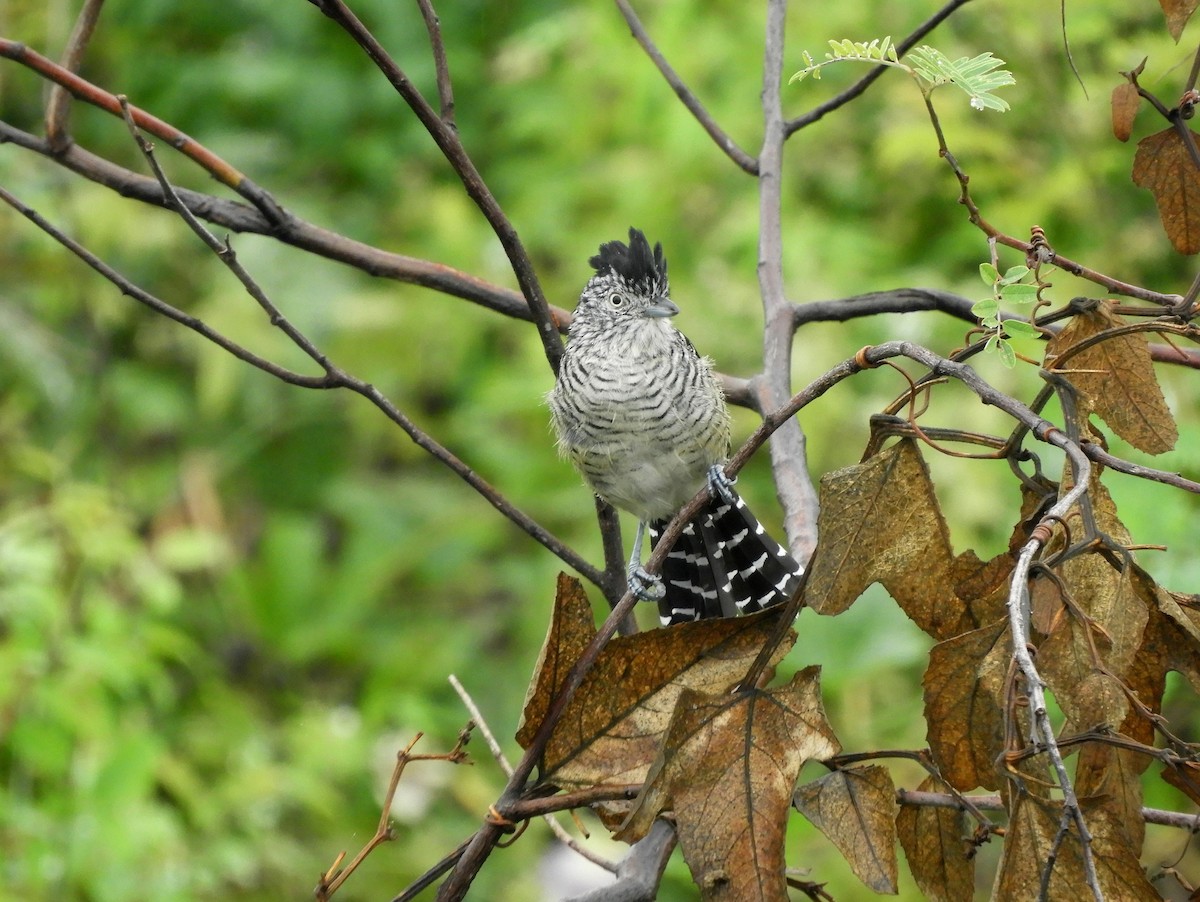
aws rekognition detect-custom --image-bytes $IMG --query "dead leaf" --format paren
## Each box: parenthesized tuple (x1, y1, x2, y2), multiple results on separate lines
(1111, 82, 1140, 141)
(924, 620, 1010, 791)
(518, 573, 598, 749)
(619, 667, 839, 900)
(1045, 304, 1178, 454)
(1075, 743, 1147, 849)
(1029, 573, 1066, 636)
(807, 440, 971, 639)
(1039, 558, 1148, 729)
(519, 577, 798, 816)
(792, 765, 898, 893)
(1160, 0, 1200, 41)
(992, 795, 1159, 900)
(896, 775, 976, 902)
(1162, 760, 1200, 806)
(1133, 125, 1200, 254)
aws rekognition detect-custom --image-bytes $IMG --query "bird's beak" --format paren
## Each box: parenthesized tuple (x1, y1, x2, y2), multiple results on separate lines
(643, 297, 679, 319)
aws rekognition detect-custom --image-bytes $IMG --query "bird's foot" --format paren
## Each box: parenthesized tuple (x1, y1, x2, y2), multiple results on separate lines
(628, 566, 666, 601)
(707, 464, 738, 505)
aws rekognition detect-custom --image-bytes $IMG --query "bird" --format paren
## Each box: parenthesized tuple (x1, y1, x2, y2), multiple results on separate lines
(548, 227, 803, 624)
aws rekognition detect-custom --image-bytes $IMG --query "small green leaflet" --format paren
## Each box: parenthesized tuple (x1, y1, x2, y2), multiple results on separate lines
(905, 46, 1015, 112)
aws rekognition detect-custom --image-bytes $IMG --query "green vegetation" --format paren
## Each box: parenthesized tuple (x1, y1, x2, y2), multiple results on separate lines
(4, 1, 1200, 899)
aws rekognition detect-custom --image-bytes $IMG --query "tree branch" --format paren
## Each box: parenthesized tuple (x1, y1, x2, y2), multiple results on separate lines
(613, 0, 758, 174)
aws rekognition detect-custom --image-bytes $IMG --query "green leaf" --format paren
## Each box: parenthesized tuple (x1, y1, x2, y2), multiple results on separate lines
(972, 298, 1000, 321)
(1000, 264, 1031, 284)
(996, 337, 1017, 367)
(979, 262, 1000, 285)
(1001, 319, 1041, 339)
(999, 283, 1039, 303)
(906, 45, 1015, 112)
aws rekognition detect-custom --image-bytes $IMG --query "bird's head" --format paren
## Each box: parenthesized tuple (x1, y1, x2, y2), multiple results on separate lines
(576, 227, 677, 324)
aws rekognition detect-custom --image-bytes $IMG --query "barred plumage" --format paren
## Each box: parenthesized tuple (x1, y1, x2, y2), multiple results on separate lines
(549, 228, 803, 624)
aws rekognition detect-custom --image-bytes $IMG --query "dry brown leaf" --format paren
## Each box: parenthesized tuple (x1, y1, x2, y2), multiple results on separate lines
(924, 620, 1010, 791)
(518, 573, 598, 748)
(619, 667, 840, 900)
(1045, 305, 1177, 454)
(1152, 578, 1200, 646)
(1111, 82, 1140, 141)
(1039, 558, 1148, 729)
(1161, 0, 1200, 40)
(1162, 760, 1200, 806)
(952, 548, 1017, 630)
(1029, 573, 1066, 637)
(896, 775, 975, 902)
(1133, 125, 1200, 254)
(519, 579, 797, 807)
(992, 796, 1159, 900)
(792, 765, 898, 893)
(807, 440, 970, 639)
(1119, 606, 1180, 746)
(1075, 743, 1147, 849)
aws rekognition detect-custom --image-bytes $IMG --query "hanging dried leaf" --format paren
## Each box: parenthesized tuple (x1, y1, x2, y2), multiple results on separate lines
(792, 765, 899, 893)
(924, 620, 1010, 791)
(519, 577, 797, 811)
(518, 573, 599, 747)
(619, 667, 839, 900)
(1045, 304, 1177, 454)
(807, 440, 971, 639)
(1132, 125, 1200, 254)
(1119, 605, 1184, 746)
(1160, 0, 1200, 41)
(1039, 557, 1148, 729)
(1075, 743, 1147, 849)
(992, 796, 1159, 900)
(1161, 760, 1200, 806)
(896, 775, 976, 902)
(1111, 82, 1140, 141)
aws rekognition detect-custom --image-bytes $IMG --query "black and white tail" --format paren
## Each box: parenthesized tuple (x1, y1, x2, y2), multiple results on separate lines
(650, 488, 803, 625)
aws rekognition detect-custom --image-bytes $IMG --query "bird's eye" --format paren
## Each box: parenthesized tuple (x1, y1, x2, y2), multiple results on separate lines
(608, 292, 624, 307)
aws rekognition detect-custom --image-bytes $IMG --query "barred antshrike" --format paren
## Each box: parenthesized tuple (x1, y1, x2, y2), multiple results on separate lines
(549, 227, 803, 624)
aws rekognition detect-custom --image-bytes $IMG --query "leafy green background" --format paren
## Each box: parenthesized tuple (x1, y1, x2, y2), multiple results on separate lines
(3, 0, 1200, 899)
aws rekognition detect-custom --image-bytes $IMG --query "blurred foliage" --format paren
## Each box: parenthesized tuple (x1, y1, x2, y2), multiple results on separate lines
(3, 0, 1200, 899)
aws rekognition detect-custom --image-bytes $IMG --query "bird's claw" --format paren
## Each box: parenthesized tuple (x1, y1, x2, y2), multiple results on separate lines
(628, 566, 666, 601)
(707, 464, 737, 505)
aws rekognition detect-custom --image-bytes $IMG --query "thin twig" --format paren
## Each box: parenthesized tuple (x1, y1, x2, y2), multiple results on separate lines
(447, 675, 619, 874)
(45, 0, 106, 151)
(307, 0, 562, 373)
(416, 0, 455, 124)
(612, 0, 757, 174)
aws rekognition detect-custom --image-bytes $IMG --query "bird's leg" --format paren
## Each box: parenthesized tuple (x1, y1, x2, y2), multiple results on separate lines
(626, 519, 665, 601)
(707, 463, 738, 506)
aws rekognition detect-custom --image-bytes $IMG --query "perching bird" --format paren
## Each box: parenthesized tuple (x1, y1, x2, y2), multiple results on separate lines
(548, 227, 803, 624)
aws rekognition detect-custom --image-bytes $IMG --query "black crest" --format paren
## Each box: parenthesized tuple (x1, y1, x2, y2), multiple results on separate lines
(589, 227, 668, 292)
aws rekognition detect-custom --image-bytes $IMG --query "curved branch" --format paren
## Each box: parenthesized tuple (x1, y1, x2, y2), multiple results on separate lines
(613, 0, 758, 174)
(0, 120, 565, 326)
(307, 0, 563, 373)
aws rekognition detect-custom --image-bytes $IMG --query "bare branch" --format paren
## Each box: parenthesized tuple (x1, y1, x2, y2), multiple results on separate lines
(307, 0, 562, 372)
(612, 0, 758, 174)
(758, 0, 819, 561)
(0, 120, 562, 326)
(565, 819, 677, 902)
(45, 0, 106, 151)
(448, 675, 619, 875)
(416, 0, 456, 125)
